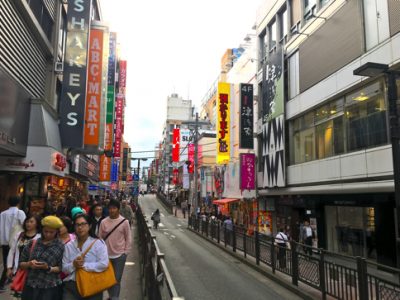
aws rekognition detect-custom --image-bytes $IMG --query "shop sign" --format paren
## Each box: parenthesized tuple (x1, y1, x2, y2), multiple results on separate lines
(6, 159, 34, 169)
(239, 83, 254, 149)
(240, 153, 255, 190)
(216, 82, 231, 164)
(88, 185, 98, 191)
(53, 153, 67, 171)
(113, 94, 124, 157)
(84, 28, 104, 147)
(111, 159, 119, 182)
(172, 128, 180, 162)
(59, 0, 92, 148)
(180, 129, 191, 161)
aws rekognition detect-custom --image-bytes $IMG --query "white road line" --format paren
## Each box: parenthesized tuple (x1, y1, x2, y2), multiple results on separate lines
(179, 229, 184, 232)
(170, 235, 176, 238)
(161, 213, 165, 217)
(163, 232, 169, 235)
(159, 223, 165, 227)
(177, 224, 182, 227)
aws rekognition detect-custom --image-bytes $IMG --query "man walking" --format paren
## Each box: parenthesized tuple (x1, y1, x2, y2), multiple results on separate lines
(302, 220, 314, 256)
(0, 196, 26, 292)
(120, 199, 134, 226)
(99, 199, 132, 300)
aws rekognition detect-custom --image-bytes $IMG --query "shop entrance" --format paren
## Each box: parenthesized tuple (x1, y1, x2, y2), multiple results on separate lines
(325, 206, 376, 259)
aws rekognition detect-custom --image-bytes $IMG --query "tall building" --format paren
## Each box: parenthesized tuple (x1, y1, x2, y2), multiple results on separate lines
(256, 0, 400, 266)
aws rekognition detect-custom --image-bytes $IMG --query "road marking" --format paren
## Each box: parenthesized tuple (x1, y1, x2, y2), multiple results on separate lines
(170, 235, 176, 238)
(164, 232, 169, 235)
(177, 224, 181, 227)
(179, 229, 184, 232)
(159, 223, 165, 227)
(125, 262, 135, 266)
(161, 213, 165, 217)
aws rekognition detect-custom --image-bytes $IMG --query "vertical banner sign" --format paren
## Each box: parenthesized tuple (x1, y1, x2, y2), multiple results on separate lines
(240, 83, 254, 149)
(240, 153, 255, 190)
(172, 128, 180, 162)
(173, 169, 179, 184)
(122, 147, 128, 180)
(84, 29, 104, 146)
(188, 143, 194, 173)
(262, 48, 284, 123)
(105, 32, 117, 152)
(111, 159, 119, 182)
(119, 61, 127, 94)
(99, 155, 111, 181)
(59, 0, 92, 148)
(114, 94, 123, 158)
(180, 129, 191, 161)
(217, 82, 231, 164)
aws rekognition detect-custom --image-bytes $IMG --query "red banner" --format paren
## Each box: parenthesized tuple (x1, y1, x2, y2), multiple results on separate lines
(172, 168, 179, 184)
(188, 143, 194, 173)
(114, 94, 124, 158)
(172, 128, 180, 162)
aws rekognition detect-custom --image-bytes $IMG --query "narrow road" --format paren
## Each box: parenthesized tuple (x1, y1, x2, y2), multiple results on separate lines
(139, 194, 302, 300)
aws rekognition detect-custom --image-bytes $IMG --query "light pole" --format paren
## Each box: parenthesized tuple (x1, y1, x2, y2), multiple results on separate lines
(354, 62, 400, 267)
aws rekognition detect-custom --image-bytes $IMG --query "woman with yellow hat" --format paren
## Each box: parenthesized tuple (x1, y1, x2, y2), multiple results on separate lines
(19, 215, 64, 300)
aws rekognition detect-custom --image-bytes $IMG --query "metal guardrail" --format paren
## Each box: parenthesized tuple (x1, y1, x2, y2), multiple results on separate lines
(189, 216, 400, 300)
(136, 205, 183, 300)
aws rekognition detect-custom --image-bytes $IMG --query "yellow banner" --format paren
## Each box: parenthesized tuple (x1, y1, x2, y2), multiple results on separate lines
(217, 82, 230, 164)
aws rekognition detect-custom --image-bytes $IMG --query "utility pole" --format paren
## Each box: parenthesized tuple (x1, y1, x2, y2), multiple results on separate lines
(182, 112, 210, 213)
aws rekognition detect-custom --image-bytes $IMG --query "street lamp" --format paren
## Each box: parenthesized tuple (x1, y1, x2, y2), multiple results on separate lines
(354, 62, 400, 267)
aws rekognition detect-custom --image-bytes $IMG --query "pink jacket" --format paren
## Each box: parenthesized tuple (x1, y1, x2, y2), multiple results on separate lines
(99, 215, 132, 258)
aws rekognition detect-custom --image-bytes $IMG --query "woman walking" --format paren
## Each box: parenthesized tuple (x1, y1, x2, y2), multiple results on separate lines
(18, 216, 64, 300)
(62, 214, 109, 300)
(7, 215, 41, 297)
(151, 209, 161, 229)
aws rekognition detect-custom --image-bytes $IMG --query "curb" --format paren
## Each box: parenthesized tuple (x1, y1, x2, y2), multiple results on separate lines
(188, 227, 316, 300)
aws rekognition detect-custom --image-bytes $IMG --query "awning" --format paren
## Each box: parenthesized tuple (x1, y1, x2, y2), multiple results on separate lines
(212, 198, 240, 205)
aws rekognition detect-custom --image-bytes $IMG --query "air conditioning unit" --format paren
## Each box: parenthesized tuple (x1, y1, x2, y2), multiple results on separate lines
(55, 61, 64, 73)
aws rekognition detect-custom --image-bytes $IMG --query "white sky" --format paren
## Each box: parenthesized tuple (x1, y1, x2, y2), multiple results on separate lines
(100, 0, 263, 167)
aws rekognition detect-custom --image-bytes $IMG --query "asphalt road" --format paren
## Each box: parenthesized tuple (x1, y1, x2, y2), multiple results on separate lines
(139, 194, 302, 300)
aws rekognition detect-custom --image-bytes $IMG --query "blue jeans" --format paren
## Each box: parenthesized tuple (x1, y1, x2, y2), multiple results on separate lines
(108, 254, 127, 300)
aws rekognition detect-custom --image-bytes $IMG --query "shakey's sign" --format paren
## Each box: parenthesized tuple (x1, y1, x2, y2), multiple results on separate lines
(59, 0, 92, 148)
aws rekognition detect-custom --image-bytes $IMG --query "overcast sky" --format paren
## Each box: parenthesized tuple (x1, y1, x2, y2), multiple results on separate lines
(100, 0, 263, 168)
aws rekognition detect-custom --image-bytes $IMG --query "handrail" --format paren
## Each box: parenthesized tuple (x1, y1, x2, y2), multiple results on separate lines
(136, 205, 184, 300)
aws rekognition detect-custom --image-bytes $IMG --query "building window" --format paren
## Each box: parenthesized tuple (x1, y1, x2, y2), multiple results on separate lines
(279, 7, 288, 42)
(289, 80, 388, 165)
(288, 51, 299, 99)
(268, 20, 277, 51)
(259, 30, 267, 68)
(345, 81, 387, 151)
(304, 0, 317, 20)
(362, 0, 390, 51)
(58, 9, 67, 60)
(27, 0, 54, 42)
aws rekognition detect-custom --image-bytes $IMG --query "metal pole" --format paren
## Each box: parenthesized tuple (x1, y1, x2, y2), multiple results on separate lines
(194, 112, 199, 212)
(387, 71, 400, 268)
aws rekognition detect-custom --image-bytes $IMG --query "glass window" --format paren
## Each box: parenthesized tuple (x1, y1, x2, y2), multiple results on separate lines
(304, 0, 317, 12)
(346, 81, 387, 151)
(27, 0, 54, 43)
(58, 10, 67, 59)
(269, 20, 277, 50)
(288, 52, 299, 99)
(333, 117, 345, 155)
(294, 127, 315, 163)
(316, 120, 333, 159)
(279, 8, 288, 41)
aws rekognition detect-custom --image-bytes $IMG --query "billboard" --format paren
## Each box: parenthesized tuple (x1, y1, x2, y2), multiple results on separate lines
(188, 143, 194, 173)
(240, 153, 255, 190)
(59, 0, 92, 148)
(84, 28, 104, 146)
(239, 83, 254, 149)
(119, 60, 127, 94)
(262, 47, 284, 123)
(216, 82, 231, 164)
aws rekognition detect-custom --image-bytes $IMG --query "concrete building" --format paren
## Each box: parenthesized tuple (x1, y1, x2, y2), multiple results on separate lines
(256, 0, 400, 266)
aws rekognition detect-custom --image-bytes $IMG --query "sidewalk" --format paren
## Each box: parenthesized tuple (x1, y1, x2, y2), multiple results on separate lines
(0, 216, 143, 300)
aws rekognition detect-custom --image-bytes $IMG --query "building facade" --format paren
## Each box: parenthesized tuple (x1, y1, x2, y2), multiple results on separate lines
(256, 0, 400, 266)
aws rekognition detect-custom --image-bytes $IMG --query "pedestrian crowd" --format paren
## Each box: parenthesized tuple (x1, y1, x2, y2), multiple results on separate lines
(0, 194, 136, 300)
